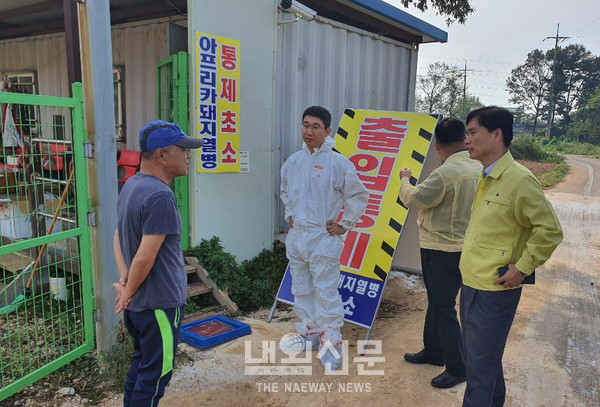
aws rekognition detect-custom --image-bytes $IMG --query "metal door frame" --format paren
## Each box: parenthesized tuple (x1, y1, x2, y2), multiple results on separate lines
(0, 82, 94, 400)
(157, 51, 191, 250)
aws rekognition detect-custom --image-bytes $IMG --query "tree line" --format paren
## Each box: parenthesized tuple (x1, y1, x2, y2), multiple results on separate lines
(416, 44, 600, 145)
(507, 44, 600, 143)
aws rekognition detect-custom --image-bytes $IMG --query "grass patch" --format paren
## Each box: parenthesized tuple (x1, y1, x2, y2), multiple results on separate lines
(511, 137, 570, 188)
(538, 162, 569, 188)
(544, 139, 600, 159)
(99, 332, 134, 394)
(1, 290, 85, 386)
(0, 351, 105, 406)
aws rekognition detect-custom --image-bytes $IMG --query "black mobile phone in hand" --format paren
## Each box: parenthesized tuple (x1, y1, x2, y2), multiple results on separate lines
(498, 266, 535, 285)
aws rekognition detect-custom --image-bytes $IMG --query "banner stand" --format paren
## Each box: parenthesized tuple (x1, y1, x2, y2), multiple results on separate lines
(267, 262, 396, 355)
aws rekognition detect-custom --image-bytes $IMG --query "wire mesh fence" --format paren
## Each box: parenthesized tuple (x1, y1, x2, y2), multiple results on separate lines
(0, 83, 94, 400)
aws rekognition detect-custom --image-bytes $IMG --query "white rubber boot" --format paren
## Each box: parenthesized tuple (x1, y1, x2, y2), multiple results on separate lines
(318, 330, 343, 373)
(300, 323, 320, 351)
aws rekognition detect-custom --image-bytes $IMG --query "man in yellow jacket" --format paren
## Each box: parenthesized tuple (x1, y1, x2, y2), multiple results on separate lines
(399, 118, 482, 389)
(461, 106, 563, 407)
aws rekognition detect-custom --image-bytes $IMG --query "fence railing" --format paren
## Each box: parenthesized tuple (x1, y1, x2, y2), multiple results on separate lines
(0, 83, 94, 401)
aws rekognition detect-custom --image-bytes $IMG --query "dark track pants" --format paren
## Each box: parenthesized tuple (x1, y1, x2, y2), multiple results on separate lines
(460, 285, 522, 407)
(123, 306, 183, 407)
(420, 248, 466, 377)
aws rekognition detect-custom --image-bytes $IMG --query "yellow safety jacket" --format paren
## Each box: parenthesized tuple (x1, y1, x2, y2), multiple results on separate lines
(460, 151, 563, 291)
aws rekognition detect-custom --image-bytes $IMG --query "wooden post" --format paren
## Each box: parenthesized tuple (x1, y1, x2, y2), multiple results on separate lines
(63, 0, 82, 97)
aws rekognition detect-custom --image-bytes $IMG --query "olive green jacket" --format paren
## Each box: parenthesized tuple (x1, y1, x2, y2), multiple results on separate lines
(399, 151, 482, 252)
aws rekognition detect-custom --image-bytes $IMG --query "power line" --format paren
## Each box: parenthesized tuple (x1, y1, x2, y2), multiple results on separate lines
(570, 30, 600, 40)
(566, 15, 600, 36)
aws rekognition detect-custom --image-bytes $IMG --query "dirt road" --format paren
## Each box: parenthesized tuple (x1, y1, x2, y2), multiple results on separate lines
(91, 155, 600, 407)
(526, 154, 600, 406)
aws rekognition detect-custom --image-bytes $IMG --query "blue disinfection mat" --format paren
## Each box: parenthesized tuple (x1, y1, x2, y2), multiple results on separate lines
(180, 314, 251, 349)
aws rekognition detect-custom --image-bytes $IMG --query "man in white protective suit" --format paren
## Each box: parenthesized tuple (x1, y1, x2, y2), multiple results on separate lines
(280, 106, 369, 372)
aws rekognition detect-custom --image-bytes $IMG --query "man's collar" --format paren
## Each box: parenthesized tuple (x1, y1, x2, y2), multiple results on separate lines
(302, 136, 335, 154)
(444, 149, 469, 163)
(485, 151, 514, 179)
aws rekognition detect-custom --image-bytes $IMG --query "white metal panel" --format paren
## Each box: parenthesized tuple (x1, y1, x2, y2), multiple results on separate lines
(188, 0, 278, 261)
(36, 36, 69, 97)
(274, 16, 418, 232)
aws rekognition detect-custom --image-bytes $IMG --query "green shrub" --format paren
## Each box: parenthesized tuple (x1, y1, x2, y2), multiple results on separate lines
(185, 237, 288, 313)
(241, 243, 288, 300)
(184, 295, 214, 315)
(510, 137, 563, 163)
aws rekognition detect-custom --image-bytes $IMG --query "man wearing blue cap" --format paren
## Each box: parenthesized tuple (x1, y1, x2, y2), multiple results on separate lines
(112, 120, 204, 406)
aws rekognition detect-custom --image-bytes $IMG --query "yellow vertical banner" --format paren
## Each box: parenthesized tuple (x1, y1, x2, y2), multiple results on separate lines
(334, 110, 437, 282)
(195, 32, 241, 173)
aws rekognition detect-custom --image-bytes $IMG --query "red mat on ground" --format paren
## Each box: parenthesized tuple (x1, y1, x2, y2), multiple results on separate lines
(188, 320, 234, 337)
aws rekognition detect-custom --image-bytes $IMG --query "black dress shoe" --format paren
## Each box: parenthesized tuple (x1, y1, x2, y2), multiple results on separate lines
(404, 350, 445, 366)
(431, 371, 466, 389)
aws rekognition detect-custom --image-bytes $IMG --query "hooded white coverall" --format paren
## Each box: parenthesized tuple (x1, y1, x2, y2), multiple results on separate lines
(280, 136, 368, 344)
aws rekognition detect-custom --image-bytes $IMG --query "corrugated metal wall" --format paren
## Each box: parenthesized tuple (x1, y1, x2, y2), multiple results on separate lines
(0, 34, 68, 98)
(0, 35, 70, 141)
(274, 16, 418, 231)
(111, 22, 170, 150)
(0, 19, 175, 150)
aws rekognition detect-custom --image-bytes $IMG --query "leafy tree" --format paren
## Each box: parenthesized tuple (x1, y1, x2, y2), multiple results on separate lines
(415, 62, 481, 120)
(453, 94, 483, 122)
(551, 45, 600, 131)
(566, 85, 600, 144)
(400, 0, 475, 24)
(509, 45, 600, 138)
(506, 49, 550, 137)
(415, 62, 461, 116)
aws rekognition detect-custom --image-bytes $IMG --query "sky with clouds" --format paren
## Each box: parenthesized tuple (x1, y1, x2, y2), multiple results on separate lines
(383, 0, 600, 107)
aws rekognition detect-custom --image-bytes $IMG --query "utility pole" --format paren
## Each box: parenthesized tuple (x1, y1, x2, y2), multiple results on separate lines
(544, 24, 569, 138)
(462, 60, 474, 100)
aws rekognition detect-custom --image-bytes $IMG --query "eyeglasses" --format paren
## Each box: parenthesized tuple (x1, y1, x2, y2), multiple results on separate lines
(302, 123, 326, 132)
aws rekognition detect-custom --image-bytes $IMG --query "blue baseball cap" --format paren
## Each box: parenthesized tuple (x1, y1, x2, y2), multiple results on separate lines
(139, 120, 204, 152)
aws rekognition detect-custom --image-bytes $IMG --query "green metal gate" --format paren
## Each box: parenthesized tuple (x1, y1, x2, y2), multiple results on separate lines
(0, 83, 94, 401)
(157, 51, 191, 250)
